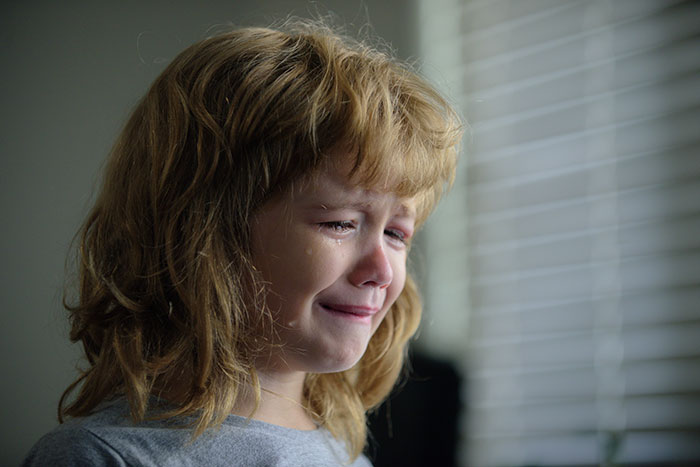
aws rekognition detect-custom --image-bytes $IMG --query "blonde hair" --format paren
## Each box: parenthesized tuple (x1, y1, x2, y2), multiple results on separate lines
(60, 21, 461, 460)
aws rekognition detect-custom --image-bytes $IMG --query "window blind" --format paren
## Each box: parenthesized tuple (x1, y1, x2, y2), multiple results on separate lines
(417, 0, 700, 465)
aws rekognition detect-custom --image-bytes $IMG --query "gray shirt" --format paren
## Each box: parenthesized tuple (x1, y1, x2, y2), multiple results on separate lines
(22, 398, 372, 466)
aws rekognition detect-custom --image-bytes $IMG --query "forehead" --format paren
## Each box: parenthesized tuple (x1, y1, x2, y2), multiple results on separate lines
(294, 158, 418, 217)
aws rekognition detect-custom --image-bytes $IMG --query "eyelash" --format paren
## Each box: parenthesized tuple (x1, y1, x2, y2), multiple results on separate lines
(319, 221, 355, 233)
(319, 222, 408, 245)
(384, 229, 406, 244)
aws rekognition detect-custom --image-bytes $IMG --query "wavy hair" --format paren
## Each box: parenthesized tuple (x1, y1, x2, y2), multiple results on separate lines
(59, 21, 461, 460)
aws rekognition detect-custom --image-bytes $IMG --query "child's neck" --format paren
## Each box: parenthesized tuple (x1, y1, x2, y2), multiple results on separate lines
(232, 369, 317, 431)
(153, 364, 317, 430)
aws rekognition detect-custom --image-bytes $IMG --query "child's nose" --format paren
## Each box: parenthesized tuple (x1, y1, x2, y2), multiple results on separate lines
(349, 241, 394, 289)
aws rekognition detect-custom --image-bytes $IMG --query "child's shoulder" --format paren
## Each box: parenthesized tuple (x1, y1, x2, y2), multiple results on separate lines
(21, 412, 128, 466)
(21, 398, 184, 467)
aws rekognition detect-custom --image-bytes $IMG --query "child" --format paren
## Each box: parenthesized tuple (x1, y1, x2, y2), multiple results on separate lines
(23, 21, 461, 466)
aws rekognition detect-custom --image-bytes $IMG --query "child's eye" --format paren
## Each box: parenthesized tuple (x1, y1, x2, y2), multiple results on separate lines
(384, 229, 407, 244)
(319, 221, 356, 233)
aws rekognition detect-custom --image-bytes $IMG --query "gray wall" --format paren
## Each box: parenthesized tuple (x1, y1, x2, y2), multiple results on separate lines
(0, 1, 418, 464)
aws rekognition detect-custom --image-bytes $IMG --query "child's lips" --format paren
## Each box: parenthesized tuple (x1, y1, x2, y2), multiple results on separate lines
(319, 303, 380, 317)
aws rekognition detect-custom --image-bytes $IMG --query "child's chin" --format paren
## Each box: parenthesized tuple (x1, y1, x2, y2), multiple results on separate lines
(307, 344, 369, 374)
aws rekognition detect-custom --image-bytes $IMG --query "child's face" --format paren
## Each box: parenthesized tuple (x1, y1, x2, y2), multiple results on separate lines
(250, 157, 417, 374)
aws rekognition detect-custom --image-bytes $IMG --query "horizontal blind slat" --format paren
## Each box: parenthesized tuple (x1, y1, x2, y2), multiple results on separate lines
(419, 0, 700, 464)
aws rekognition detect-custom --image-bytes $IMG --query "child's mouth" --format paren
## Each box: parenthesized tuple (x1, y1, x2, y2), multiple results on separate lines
(319, 303, 378, 322)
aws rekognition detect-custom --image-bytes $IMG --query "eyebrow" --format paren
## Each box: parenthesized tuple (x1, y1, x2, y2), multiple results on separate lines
(309, 199, 416, 219)
(395, 202, 416, 219)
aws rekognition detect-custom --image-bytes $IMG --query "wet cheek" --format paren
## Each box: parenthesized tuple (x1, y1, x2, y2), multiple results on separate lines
(286, 235, 341, 288)
(309, 242, 347, 283)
